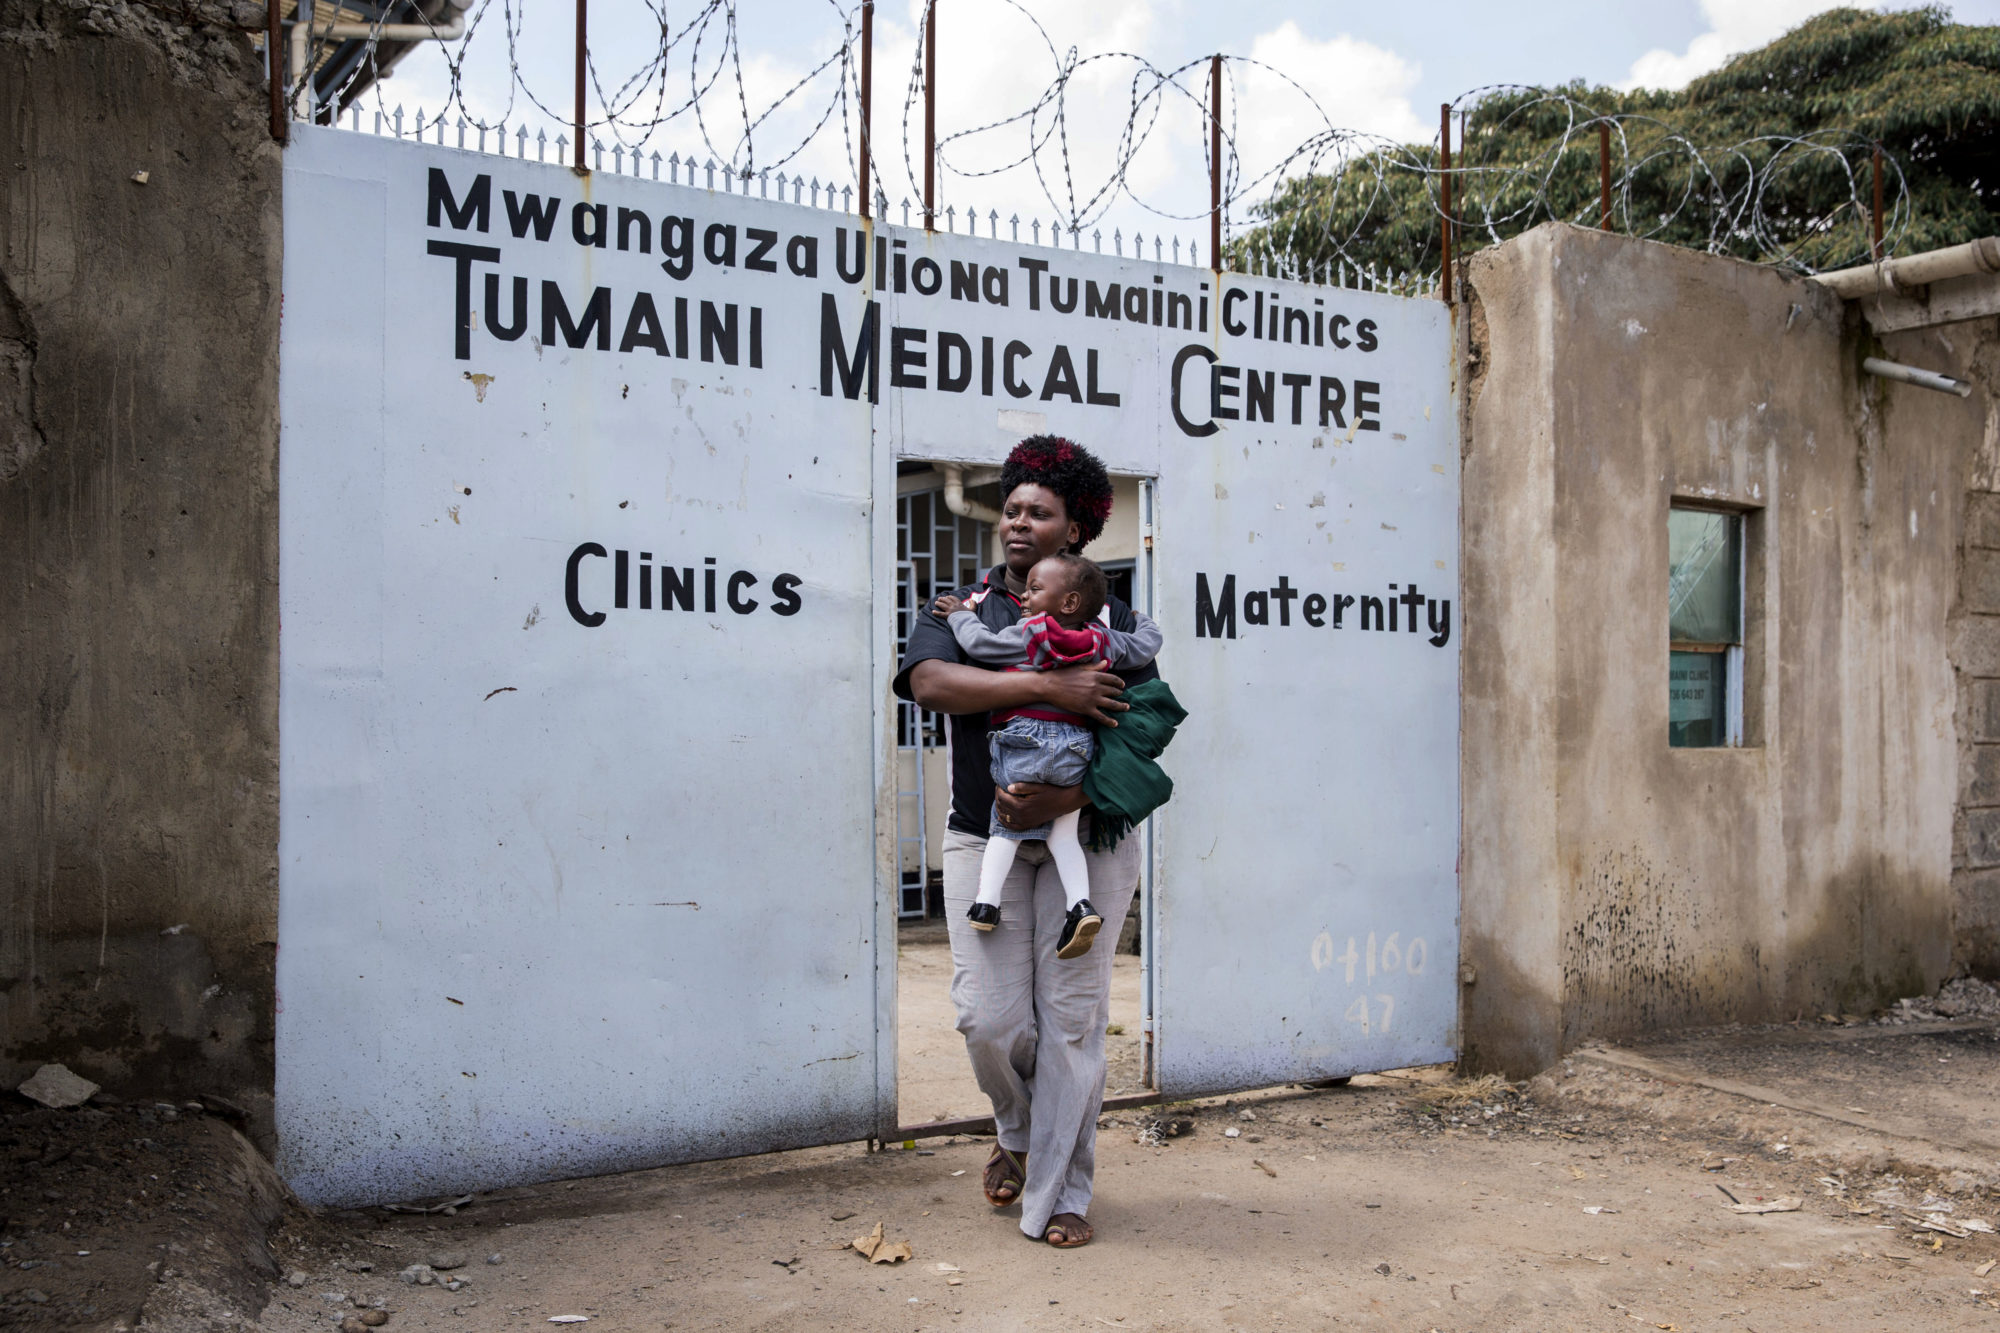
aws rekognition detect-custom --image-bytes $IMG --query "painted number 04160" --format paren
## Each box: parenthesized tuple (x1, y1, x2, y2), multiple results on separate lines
(1309, 931, 1426, 984)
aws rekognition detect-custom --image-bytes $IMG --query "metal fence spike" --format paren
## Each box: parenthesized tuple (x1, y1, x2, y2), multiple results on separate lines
(760, 167, 769, 198)
(990, 209, 999, 239)
(393, 105, 404, 138)
(415, 109, 425, 139)
(1031, 219, 1041, 245)
(901, 197, 910, 226)
(651, 150, 662, 180)
(515, 126, 527, 157)
(1112, 228, 1121, 256)
(705, 159, 715, 189)
(456, 115, 466, 149)
(612, 144, 623, 173)
(593, 139, 604, 171)
(841, 185, 853, 212)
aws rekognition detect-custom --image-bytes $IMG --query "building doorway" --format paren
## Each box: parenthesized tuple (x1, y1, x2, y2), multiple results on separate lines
(891, 463, 1157, 1131)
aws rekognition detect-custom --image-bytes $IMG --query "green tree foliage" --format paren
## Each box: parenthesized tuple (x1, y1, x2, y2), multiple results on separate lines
(1234, 7, 2000, 276)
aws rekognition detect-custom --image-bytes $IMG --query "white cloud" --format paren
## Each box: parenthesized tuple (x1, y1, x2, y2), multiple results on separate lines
(1239, 20, 1428, 161)
(1622, 0, 1842, 90)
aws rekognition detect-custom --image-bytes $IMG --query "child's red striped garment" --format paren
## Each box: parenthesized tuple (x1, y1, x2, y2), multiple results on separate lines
(990, 614, 1116, 728)
(1010, 614, 1113, 672)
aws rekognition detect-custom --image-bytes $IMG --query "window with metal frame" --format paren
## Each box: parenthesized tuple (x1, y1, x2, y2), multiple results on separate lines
(1667, 505, 1744, 748)
(894, 487, 991, 918)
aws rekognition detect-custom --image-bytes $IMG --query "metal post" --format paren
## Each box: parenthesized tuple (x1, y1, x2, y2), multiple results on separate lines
(267, 0, 288, 142)
(922, 0, 936, 231)
(1872, 144, 1884, 263)
(573, 0, 587, 171)
(858, 0, 873, 219)
(1439, 103, 1452, 305)
(1599, 122, 1611, 231)
(1209, 55, 1222, 270)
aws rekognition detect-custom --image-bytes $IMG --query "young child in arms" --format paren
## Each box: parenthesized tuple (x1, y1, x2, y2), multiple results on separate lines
(931, 552, 1162, 959)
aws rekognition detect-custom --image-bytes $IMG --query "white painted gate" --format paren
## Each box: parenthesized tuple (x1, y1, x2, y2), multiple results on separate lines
(277, 128, 880, 1206)
(1149, 298, 1460, 1093)
(277, 123, 1458, 1205)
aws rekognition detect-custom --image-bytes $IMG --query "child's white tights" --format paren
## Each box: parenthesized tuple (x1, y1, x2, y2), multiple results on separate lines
(976, 809, 1090, 912)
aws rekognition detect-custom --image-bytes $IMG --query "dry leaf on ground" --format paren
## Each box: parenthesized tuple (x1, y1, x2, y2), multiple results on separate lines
(850, 1222, 912, 1265)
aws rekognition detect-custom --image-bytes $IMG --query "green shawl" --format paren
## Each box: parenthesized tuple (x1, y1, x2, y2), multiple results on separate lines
(1083, 678, 1189, 852)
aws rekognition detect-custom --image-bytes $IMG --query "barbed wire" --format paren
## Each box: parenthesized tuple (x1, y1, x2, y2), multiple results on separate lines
(290, 0, 1912, 278)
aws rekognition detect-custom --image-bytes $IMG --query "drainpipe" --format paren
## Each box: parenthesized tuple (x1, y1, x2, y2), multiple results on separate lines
(1862, 356, 1973, 398)
(293, 0, 471, 120)
(1813, 237, 2000, 299)
(941, 465, 1003, 525)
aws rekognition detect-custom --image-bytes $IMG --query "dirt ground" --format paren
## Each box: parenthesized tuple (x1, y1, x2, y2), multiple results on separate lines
(9, 941, 2000, 1332)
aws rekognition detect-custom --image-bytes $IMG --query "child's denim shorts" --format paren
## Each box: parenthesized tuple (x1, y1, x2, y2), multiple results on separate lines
(987, 716, 1095, 842)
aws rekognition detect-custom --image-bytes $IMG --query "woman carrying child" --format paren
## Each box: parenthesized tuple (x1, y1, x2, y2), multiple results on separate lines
(892, 437, 1161, 1250)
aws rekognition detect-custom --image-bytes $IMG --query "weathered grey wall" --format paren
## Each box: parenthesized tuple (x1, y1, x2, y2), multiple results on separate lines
(1946, 324, 2000, 976)
(1462, 223, 1974, 1075)
(1, 0, 280, 1131)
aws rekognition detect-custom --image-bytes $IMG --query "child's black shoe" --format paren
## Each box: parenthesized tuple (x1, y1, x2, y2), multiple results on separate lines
(967, 902, 1001, 931)
(1055, 899, 1102, 959)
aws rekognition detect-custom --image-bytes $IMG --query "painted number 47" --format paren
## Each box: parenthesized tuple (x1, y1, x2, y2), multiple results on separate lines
(1344, 994, 1395, 1034)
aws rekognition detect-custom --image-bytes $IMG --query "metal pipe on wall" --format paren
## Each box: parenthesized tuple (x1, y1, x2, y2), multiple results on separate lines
(922, 0, 936, 231)
(1209, 55, 1222, 269)
(573, 0, 587, 170)
(1439, 103, 1452, 305)
(1815, 236, 2000, 298)
(1862, 356, 1973, 397)
(858, 0, 873, 220)
(1598, 122, 1611, 231)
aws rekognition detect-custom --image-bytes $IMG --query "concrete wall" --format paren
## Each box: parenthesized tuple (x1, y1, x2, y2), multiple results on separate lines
(1946, 323, 2000, 974)
(1, 0, 281, 1131)
(1461, 223, 1976, 1075)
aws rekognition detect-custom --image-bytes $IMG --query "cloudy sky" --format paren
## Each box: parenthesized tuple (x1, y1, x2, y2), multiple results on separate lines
(378, 0, 2000, 249)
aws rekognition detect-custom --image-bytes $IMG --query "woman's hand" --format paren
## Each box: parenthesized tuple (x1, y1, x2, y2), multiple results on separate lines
(1038, 660, 1128, 727)
(994, 781, 1090, 831)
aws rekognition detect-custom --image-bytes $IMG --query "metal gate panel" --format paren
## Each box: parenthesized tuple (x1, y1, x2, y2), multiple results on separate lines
(872, 231, 1460, 1097)
(1150, 283, 1460, 1094)
(277, 128, 880, 1206)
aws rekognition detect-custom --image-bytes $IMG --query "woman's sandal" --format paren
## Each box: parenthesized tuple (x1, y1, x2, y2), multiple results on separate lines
(982, 1146, 1027, 1207)
(1043, 1212, 1093, 1248)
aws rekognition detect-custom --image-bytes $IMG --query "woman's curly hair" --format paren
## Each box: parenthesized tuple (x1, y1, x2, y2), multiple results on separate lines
(999, 435, 1115, 551)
